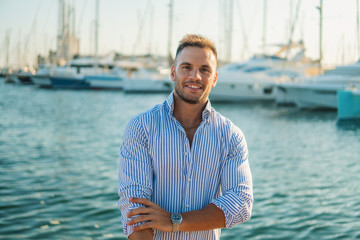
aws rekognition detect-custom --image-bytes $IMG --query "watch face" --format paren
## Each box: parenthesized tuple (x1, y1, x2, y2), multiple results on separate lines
(171, 213, 182, 223)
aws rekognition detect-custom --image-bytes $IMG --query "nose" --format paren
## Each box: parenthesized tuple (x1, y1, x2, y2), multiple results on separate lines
(189, 68, 201, 80)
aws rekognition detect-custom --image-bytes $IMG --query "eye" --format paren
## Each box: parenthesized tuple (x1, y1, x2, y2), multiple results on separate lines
(182, 65, 191, 70)
(201, 68, 210, 73)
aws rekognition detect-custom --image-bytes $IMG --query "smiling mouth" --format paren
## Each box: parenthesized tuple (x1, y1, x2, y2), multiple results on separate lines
(188, 85, 201, 89)
(185, 83, 202, 90)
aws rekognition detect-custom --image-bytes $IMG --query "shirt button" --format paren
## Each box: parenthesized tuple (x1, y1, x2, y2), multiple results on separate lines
(186, 204, 190, 208)
(184, 152, 188, 156)
(187, 177, 191, 182)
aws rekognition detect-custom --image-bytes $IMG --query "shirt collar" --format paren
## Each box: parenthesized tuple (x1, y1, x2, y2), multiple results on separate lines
(166, 91, 212, 122)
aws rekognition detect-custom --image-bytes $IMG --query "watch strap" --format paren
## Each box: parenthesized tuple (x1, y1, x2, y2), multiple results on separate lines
(172, 222, 180, 232)
(170, 213, 182, 232)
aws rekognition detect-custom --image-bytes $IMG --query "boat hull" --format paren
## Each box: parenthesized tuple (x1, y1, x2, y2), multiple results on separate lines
(210, 81, 276, 102)
(17, 74, 34, 84)
(276, 83, 339, 109)
(31, 75, 52, 88)
(86, 75, 123, 90)
(123, 78, 173, 93)
(5, 74, 20, 84)
(50, 76, 89, 89)
(337, 89, 360, 119)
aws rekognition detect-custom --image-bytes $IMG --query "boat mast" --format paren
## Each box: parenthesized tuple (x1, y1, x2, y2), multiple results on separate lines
(5, 30, 10, 67)
(357, 0, 360, 60)
(317, 0, 323, 73)
(167, 0, 174, 66)
(56, 0, 64, 64)
(262, 0, 267, 55)
(148, 4, 154, 55)
(71, 0, 76, 57)
(285, 0, 302, 61)
(226, 0, 233, 62)
(94, 0, 99, 72)
(65, 0, 71, 65)
(17, 30, 21, 69)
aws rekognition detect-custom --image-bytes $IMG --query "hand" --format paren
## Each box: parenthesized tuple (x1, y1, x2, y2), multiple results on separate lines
(126, 197, 173, 232)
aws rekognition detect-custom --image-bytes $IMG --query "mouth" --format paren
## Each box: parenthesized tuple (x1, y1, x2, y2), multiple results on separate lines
(185, 83, 202, 90)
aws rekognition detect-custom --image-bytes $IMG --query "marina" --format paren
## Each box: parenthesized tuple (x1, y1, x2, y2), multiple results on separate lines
(1, 0, 360, 239)
(1, 80, 360, 239)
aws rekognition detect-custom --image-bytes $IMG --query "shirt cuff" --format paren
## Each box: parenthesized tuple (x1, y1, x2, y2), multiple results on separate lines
(211, 192, 245, 229)
(122, 203, 147, 237)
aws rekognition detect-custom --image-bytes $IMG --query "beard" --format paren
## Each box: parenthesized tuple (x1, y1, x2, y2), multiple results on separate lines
(174, 86, 199, 104)
(174, 74, 202, 104)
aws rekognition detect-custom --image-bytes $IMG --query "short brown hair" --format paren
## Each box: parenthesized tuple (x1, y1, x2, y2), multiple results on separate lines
(175, 34, 217, 61)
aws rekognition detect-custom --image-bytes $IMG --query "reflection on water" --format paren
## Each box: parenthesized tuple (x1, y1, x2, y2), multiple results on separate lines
(1, 80, 360, 239)
(336, 119, 360, 131)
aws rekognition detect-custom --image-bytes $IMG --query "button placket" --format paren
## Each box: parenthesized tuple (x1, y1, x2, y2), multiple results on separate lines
(182, 138, 192, 212)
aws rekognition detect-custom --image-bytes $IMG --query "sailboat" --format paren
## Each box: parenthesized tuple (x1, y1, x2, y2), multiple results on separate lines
(122, 64, 172, 93)
(86, 55, 126, 90)
(49, 0, 124, 90)
(210, 1, 318, 102)
(275, 0, 360, 109)
(121, 0, 173, 93)
(210, 42, 318, 102)
(31, 64, 54, 88)
(84, 0, 125, 90)
(276, 61, 360, 109)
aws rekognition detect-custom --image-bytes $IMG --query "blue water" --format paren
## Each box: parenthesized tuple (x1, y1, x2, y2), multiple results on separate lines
(1, 80, 360, 239)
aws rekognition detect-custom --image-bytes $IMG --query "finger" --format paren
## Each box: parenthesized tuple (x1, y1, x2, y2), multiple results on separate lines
(132, 221, 153, 231)
(126, 207, 153, 218)
(129, 197, 156, 207)
(127, 215, 152, 226)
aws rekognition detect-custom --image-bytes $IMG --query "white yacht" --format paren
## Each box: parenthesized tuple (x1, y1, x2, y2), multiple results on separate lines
(31, 64, 56, 88)
(210, 41, 319, 102)
(50, 57, 118, 89)
(86, 66, 126, 90)
(123, 66, 173, 93)
(276, 60, 360, 109)
(210, 58, 296, 101)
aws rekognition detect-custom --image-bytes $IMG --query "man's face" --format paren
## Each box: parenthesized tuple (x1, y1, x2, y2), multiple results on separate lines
(171, 46, 218, 105)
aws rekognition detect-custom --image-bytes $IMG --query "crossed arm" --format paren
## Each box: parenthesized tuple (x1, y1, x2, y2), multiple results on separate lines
(127, 197, 225, 240)
(120, 118, 253, 239)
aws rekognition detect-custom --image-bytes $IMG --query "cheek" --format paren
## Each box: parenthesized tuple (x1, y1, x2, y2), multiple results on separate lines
(209, 78, 217, 87)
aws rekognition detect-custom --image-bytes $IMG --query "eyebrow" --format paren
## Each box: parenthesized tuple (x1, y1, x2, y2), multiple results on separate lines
(179, 62, 191, 66)
(179, 62, 211, 69)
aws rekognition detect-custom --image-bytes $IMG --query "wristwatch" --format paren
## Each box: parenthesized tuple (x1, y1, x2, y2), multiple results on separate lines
(170, 213, 183, 232)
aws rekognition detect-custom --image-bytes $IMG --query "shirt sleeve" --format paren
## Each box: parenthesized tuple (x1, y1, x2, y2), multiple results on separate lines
(118, 116, 153, 237)
(211, 125, 253, 229)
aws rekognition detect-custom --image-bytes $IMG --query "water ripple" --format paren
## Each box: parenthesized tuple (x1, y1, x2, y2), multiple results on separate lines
(1, 82, 360, 239)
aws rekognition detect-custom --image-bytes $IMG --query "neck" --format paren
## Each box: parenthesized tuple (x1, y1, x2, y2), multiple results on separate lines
(173, 93, 206, 129)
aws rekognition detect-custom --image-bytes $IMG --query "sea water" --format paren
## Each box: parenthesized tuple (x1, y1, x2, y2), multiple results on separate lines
(1, 80, 359, 239)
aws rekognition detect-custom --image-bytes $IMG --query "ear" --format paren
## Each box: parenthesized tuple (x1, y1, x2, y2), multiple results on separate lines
(212, 71, 218, 87)
(170, 64, 176, 82)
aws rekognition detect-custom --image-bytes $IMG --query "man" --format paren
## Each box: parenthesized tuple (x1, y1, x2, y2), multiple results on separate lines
(118, 34, 253, 240)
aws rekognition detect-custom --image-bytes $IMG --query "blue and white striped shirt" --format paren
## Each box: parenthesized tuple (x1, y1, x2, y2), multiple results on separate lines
(118, 92, 253, 240)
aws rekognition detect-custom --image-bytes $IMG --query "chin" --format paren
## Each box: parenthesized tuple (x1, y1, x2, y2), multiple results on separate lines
(175, 87, 208, 104)
(181, 95, 200, 104)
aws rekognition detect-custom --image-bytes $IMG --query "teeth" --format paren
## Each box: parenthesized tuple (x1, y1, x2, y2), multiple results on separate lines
(188, 85, 200, 89)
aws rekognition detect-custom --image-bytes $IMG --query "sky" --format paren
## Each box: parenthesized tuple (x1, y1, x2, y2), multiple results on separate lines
(0, 0, 359, 68)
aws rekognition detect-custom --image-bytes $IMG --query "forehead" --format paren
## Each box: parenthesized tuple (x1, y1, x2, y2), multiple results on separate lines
(176, 47, 217, 67)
